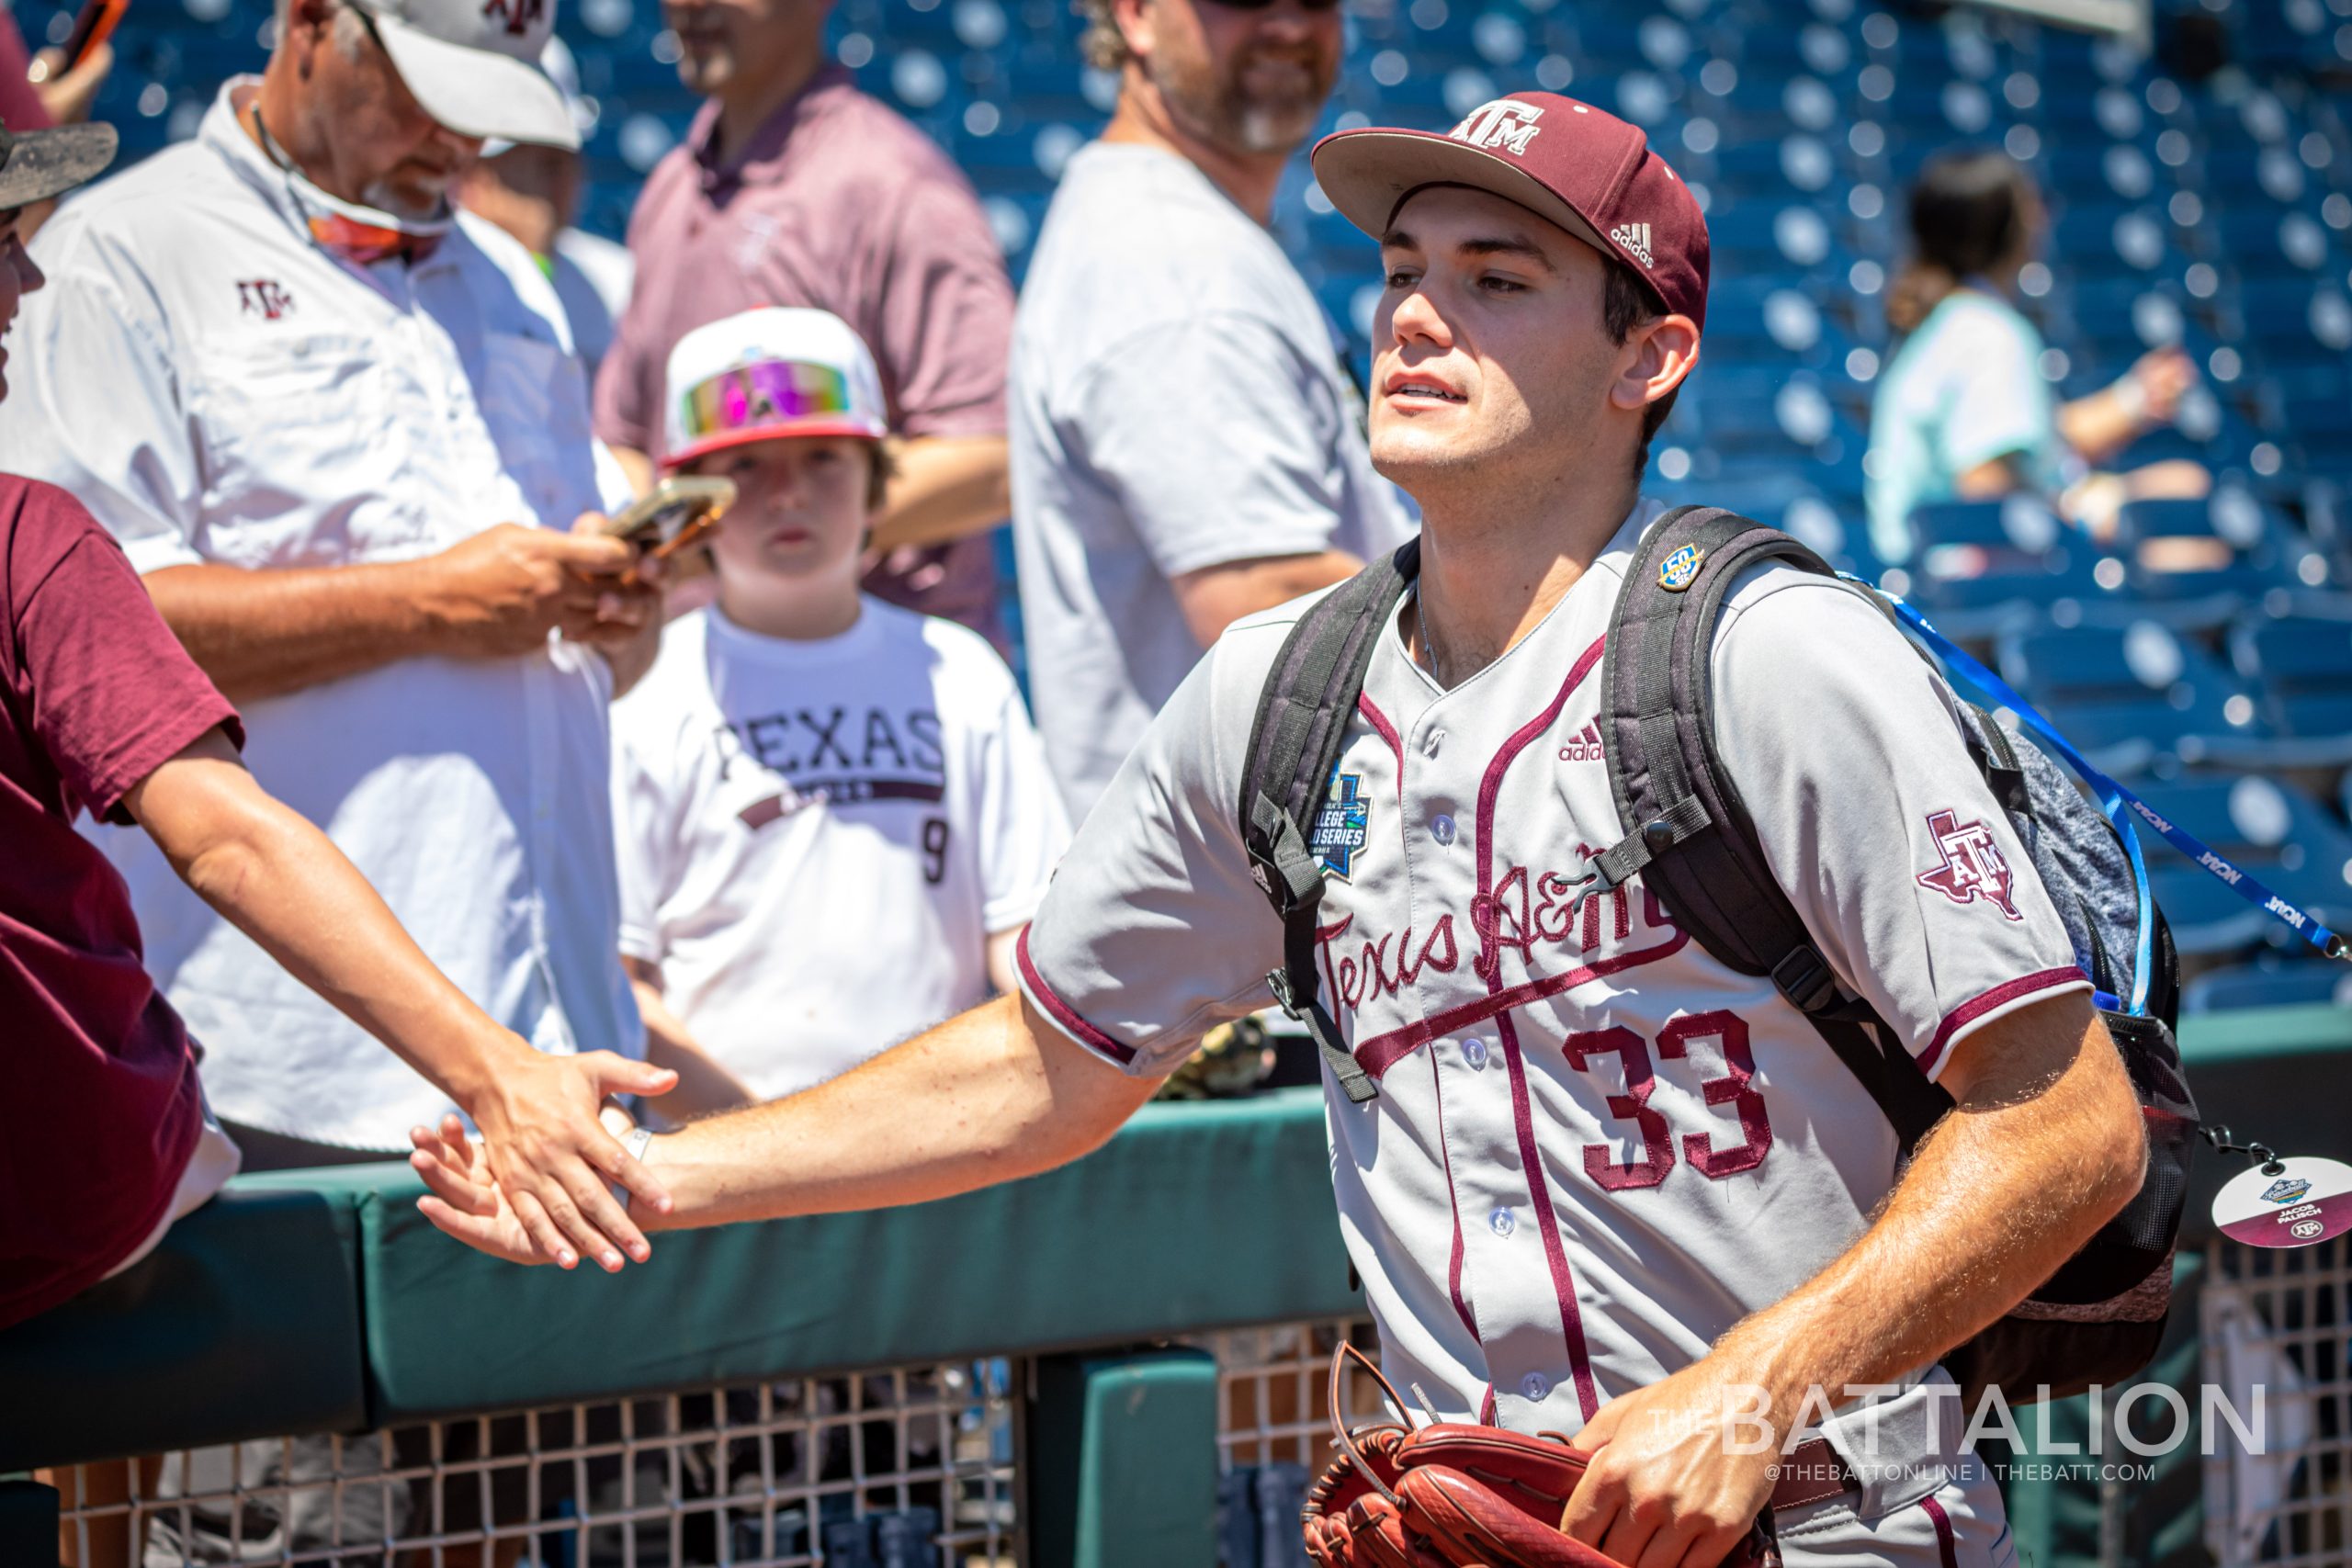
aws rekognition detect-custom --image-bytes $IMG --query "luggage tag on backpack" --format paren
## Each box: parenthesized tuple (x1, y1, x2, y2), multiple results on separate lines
(2206, 1127, 2352, 1249)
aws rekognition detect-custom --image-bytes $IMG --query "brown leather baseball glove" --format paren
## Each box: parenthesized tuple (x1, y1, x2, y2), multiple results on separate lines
(1300, 1344, 1779, 1568)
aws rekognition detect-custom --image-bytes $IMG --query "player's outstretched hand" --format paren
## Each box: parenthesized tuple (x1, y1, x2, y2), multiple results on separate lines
(1559, 1359, 1779, 1568)
(458, 1047, 679, 1271)
(412, 1114, 564, 1267)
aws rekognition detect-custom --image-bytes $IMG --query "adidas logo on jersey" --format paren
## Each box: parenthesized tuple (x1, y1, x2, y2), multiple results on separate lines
(1610, 222, 1655, 268)
(1556, 722, 1605, 764)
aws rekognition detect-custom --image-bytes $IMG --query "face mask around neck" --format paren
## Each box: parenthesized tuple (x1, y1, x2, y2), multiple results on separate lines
(254, 102, 456, 266)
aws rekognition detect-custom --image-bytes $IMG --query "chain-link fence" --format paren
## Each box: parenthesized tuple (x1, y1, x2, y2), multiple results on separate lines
(2200, 1235, 2350, 1568)
(56, 1359, 1021, 1568)
(1186, 1317, 1381, 1568)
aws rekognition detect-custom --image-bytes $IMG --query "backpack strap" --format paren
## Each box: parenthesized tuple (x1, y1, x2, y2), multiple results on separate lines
(1595, 507, 1951, 1149)
(1239, 539, 1422, 1103)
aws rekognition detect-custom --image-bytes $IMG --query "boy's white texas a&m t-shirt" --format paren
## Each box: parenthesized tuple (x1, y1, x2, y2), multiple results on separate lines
(1016, 500, 2084, 1561)
(613, 599, 1070, 1099)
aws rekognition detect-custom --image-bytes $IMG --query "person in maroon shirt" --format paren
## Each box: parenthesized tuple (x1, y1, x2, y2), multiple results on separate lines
(0, 117, 683, 1337)
(594, 0, 1016, 648)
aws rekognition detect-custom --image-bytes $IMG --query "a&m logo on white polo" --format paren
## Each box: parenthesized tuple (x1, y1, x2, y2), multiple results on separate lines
(1451, 99, 1545, 156)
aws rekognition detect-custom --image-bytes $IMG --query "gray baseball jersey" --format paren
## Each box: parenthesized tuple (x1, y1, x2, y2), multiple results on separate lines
(1019, 499, 2072, 1560)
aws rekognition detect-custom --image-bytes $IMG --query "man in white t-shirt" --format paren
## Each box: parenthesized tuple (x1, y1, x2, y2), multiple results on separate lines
(614, 308, 1069, 1108)
(1011, 0, 1414, 820)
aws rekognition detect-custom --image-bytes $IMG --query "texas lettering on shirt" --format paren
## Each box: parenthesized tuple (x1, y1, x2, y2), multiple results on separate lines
(711, 703, 947, 825)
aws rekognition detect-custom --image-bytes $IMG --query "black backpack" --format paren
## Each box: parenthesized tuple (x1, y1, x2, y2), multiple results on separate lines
(1238, 505, 2198, 1405)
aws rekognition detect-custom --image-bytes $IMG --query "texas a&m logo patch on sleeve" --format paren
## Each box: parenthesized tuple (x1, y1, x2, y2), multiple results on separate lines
(1916, 807, 2023, 921)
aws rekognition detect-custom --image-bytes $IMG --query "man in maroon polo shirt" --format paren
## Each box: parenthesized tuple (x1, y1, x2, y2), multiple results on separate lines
(593, 0, 1016, 646)
(0, 117, 679, 1335)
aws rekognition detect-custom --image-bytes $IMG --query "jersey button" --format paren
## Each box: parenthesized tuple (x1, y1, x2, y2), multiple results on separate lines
(1423, 729, 1444, 758)
(1487, 1207, 1515, 1237)
(1462, 1037, 1489, 1069)
(1430, 814, 1457, 846)
(1521, 1372, 1551, 1403)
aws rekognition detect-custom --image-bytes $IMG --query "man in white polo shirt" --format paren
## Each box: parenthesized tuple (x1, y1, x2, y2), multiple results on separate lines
(0, 0, 652, 1179)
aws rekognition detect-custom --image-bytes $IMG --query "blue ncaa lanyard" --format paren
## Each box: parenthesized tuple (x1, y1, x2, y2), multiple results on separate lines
(1850, 580, 2351, 1012)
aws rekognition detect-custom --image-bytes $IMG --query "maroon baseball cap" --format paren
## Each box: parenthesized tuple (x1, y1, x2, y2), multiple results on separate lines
(1311, 93, 1710, 330)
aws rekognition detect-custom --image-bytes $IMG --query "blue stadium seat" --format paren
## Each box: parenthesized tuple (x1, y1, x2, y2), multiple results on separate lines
(2181, 953, 2352, 1012)
(2118, 491, 2336, 607)
(1996, 615, 2277, 773)
(1900, 498, 2129, 631)
(2229, 611, 2352, 741)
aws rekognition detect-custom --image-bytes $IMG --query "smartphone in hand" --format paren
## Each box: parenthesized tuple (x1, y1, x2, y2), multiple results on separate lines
(49, 0, 130, 74)
(600, 475, 736, 565)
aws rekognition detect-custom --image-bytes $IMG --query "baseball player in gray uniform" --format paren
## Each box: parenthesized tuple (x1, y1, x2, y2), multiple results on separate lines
(414, 94, 2148, 1568)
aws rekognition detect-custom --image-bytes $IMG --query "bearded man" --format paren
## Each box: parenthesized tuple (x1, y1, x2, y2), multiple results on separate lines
(1009, 0, 1413, 819)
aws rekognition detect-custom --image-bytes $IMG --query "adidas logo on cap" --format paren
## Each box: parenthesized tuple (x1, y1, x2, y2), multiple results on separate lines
(1610, 222, 1655, 267)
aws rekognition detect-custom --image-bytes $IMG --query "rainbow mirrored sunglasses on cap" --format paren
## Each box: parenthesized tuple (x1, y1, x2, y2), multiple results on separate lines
(679, 358, 864, 446)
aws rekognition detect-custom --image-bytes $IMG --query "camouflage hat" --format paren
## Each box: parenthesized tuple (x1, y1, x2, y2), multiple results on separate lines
(0, 118, 118, 210)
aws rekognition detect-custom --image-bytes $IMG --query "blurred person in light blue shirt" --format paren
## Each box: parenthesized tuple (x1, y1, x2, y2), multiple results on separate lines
(458, 38, 634, 374)
(1867, 149, 2209, 565)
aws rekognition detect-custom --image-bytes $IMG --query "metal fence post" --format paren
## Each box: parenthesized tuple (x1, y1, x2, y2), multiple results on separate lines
(1028, 1347, 1221, 1568)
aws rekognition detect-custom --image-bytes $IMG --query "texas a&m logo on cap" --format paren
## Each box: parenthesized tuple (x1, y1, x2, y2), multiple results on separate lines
(1450, 98, 1545, 156)
(481, 0, 546, 34)
(1916, 808, 2023, 921)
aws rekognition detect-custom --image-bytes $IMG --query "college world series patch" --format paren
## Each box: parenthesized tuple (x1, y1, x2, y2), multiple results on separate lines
(1658, 544, 1705, 592)
(1312, 769, 1371, 881)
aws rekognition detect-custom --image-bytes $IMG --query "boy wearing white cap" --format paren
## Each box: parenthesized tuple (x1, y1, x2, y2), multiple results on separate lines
(613, 308, 1069, 1109)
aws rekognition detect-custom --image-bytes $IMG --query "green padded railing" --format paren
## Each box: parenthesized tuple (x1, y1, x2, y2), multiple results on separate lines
(4, 1002, 2346, 1549)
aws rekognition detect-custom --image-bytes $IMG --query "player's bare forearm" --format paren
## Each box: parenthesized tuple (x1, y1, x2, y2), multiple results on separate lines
(1560, 992, 2143, 1565)
(415, 994, 1166, 1259)
(145, 558, 438, 701)
(865, 434, 1012, 553)
(640, 993, 1161, 1230)
(125, 728, 676, 1268)
(1712, 992, 2143, 1421)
